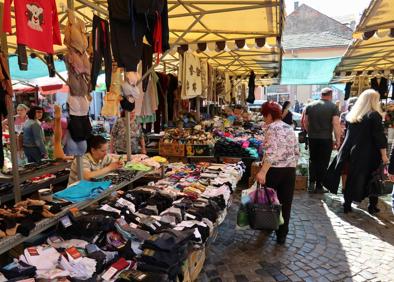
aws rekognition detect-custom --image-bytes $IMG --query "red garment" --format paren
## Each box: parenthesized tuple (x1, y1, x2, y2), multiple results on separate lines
(3, 0, 61, 54)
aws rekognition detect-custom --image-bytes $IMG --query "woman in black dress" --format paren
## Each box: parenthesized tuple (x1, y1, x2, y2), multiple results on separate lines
(334, 89, 388, 214)
(281, 100, 293, 126)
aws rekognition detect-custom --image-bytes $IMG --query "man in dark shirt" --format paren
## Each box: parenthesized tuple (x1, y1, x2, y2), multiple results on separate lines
(303, 88, 341, 193)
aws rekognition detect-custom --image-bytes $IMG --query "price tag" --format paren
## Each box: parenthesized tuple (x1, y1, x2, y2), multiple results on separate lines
(101, 267, 118, 281)
(27, 247, 39, 256)
(60, 215, 72, 228)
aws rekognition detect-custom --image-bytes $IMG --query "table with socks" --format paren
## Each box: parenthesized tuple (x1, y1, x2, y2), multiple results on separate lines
(0, 161, 245, 281)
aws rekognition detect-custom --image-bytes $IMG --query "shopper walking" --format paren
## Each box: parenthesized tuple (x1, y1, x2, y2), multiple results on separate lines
(111, 110, 146, 155)
(339, 97, 358, 191)
(256, 101, 299, 244)
(281, 100, 293, 126)
(303, 88, 341, 193)
(330, 90, 388, 214)
(22, 106, 47, 163)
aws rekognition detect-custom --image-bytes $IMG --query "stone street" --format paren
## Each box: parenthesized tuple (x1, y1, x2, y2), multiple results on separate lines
(198, 191, 394, 282)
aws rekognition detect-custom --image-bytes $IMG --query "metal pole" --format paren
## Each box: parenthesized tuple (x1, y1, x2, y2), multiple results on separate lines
(76, 156, 83, 180)
(125, 111, 132, 161)
(0, 3, 21, 202)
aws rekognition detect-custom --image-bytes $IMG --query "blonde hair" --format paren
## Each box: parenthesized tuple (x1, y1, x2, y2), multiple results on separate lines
(346, 89, 383, 123)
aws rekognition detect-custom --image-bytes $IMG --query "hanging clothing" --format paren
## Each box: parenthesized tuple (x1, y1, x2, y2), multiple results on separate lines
(68, 115, 92, 142)
(240, 83, 246, 105)
(142, 44, 154, 92)
(65, 60, 90, 97)
(91, 15, 112, 91)
(44, 54, 56, 77)
(155, 72, 169, 132)
(344, 82, 352, 101)
(68, 96, 90, 116)
(200, 59, 208, 99)
(129, 63, 143, 116)
(137, 73, 159, 124)
(102, 67, 122, 117)
(224, 73, 231, 103)
(370, 77, 388, 99)
(246, 71, 256, 104)
(17, 44, 28, 71)
(64, 10, 88, 54)
(107, 0, 169, 72)
(101, 92, 121, 117)
(167, 74, 178, 122)
(181, 52, 202, 100)
(215, 69, 225, 99)
(3, 0, 61, 54)
(207, 64, 215, 101)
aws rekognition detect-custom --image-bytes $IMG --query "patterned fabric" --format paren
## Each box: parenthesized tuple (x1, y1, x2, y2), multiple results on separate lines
(137, 72, 159, 124)
(207, 64, 215, 101)
(111, 117, 142, 153)
(200, 58, 208, 99)
(263, 120, 299, 168)
(181, 52, 202, 100)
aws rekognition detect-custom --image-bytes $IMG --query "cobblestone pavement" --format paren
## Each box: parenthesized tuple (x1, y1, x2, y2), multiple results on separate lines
(198, 191, 394, 282)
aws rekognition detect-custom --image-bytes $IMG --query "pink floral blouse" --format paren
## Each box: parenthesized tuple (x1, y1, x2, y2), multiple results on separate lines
(263, 120, 300, 168)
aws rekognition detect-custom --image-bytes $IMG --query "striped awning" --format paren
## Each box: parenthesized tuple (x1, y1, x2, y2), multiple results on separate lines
(332, 0, 394, 82)
(2, 0, 284, 80)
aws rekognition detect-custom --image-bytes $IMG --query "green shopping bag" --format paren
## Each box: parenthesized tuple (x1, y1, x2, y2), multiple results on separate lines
(237, 204, 249, 227)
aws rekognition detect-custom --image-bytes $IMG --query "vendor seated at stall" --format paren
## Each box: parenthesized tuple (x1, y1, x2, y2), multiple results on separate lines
(68, 135, 123, 185)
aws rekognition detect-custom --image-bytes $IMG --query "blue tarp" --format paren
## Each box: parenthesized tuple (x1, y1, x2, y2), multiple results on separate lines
(280, 57, 341, 85)
(9, 56, 67, 80)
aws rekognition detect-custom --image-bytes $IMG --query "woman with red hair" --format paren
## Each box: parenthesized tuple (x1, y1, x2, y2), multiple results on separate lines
(256, 101, 299, 244)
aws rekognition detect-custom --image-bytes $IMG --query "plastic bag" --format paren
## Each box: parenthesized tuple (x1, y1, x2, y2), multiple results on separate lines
(237, 204, 249, 228)
(279, 210, 284, 226)
(241, 182, 258, 205)
(249, 184, 280, 205)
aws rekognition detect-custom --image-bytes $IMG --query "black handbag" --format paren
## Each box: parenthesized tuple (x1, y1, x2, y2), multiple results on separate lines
(247, 185, 281, 230)
(368, 164, 393, 196)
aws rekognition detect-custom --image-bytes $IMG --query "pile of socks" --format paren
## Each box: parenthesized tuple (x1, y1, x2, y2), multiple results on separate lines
(0, 162, 244, 281)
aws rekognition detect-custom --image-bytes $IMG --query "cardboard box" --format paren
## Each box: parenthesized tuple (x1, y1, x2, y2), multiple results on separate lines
(220, 157, 242, 164)
(159, 141, 185, 157)
(295, 175, 308, 190)
(186, 145, 213, 156)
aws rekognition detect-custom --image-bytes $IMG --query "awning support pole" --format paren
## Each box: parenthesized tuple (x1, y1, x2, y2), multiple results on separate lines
(0, 3, 21, 202)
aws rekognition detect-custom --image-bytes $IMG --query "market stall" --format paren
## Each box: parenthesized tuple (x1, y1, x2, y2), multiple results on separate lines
(0, 0, 284, 280)
(331, 0, 394, 100)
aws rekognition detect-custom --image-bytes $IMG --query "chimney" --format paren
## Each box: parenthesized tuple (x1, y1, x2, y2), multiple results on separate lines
(294, 1, 299, 10)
